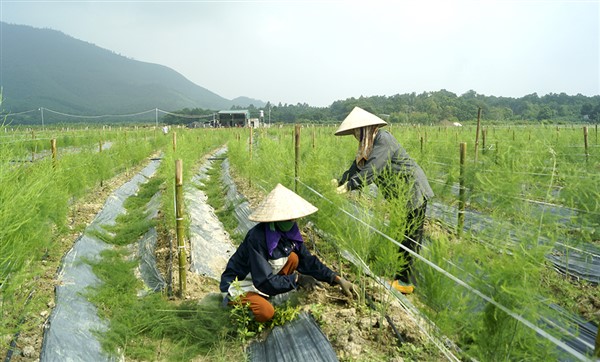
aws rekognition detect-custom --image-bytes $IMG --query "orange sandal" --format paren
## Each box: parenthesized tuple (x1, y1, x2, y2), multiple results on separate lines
(391, 280, 414, 294)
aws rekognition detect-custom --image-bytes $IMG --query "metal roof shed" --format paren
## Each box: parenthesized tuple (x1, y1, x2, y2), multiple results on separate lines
(218, 110, 249, 127)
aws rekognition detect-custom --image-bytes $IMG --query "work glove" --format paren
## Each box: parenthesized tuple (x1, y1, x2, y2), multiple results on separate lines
(336, 182, 348, 194)
(335, 276, 358, 298)
(296, 273, 322, 292)
(330, 178, 338, 187)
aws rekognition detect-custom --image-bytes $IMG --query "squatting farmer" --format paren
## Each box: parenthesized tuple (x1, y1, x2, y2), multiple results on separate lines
(333, 106, 434, 294)
(219, 183, 357, 322)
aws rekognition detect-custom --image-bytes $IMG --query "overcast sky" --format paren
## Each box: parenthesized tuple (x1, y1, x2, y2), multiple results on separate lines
(1, 0, 598, 107)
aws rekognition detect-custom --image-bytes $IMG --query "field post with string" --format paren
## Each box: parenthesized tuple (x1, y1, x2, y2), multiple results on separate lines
(457, 142, 467, 238)
(175, 159, 186, 295)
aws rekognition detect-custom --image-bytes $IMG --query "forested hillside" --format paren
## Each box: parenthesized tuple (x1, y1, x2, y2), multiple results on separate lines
(1, 23, 597, 126)
(166, 90, 600, 126)
(267, 90, 600, 124)
(0, 22, 264, 123)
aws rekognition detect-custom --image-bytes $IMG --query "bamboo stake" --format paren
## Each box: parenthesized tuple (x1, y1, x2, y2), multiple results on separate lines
(175, 159, 186, 296)
(495, 141, 499, 164)
(249, 127, 253, 188)
(31, 130, 36, 162)
(583, 126, 589, 162)
(51, 139, 57, 167)
(474, 107, 481, 163)
(249, 127, 253, 160)
(295, 124, 301, 193)
(458, 143, 467, 238)
(482, 129, 487, 154)
(172, 131, 177, 152)
(99, 138, 104, 187)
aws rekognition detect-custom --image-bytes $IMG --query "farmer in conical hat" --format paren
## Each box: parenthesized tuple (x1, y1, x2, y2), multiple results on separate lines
(220, 183, 356, 322)
(333, 107, 434, 294)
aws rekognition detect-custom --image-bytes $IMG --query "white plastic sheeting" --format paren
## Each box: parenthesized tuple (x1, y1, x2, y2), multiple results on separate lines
(428, 202, 600, 284)
(40, 158, 160, 362)
(220, 158, 257, 236)
(187, 148, 236, 280)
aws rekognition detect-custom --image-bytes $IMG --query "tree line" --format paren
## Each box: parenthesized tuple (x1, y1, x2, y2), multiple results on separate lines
(5, 89, 600, 126)
(164, 90, 600, 126)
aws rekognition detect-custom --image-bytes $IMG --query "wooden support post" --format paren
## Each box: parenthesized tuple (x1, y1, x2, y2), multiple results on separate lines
(482, 129, 487, 154)
(294, 124, 301, 193)
(458, 143, 467, 238)
(172, 131, 177, 152)
(474, 107, 481, 163)
(175, 159, 186, 296)
(249, 127, 253, 160)
(99, 138, 105, 186)
(584, 126, 589, 162)
(31, 131, 36, 162)
(51, 139, 57, 167)
(495, 141, 499, 164)
(420, 136, 424, 153)
(249, 127, 253, 188)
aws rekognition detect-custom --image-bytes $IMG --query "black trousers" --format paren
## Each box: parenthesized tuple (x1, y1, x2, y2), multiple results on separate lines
(395, 201, 427, 283)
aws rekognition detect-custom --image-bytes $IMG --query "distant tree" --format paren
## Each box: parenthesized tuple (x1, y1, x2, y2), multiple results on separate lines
(537, 106, 553, 121)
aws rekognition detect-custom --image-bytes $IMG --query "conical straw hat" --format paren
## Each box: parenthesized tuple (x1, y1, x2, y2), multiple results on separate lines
(248, 183, 318, 222)
(334, 106, 388, 136)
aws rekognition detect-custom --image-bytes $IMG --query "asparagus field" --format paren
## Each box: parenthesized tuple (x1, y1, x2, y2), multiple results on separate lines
(1, 122, 598, 361)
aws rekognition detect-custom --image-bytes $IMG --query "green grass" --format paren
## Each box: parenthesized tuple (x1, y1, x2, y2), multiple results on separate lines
(84, 167, 244, 361)
(0, 123, 167, 347)
(1, 122, 597, 360)
(226, 124, 599, 360)
(198, 154, 245, 245)
(86, 248, 240, 361)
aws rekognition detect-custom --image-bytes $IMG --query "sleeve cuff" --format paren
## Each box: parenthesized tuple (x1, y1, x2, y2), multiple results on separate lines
(329, 273, 339, 286)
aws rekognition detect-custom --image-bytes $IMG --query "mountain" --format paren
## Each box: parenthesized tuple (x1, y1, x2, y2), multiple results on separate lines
(231, 96, 266, 108)
(0, 22, 265, 121)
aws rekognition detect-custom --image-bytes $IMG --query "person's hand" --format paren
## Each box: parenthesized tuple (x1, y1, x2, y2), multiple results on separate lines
(335, 276, 358, 298)
(330, 178, 338, 187)
(296, 273, 322, 291)
(336, 182, 348, 194)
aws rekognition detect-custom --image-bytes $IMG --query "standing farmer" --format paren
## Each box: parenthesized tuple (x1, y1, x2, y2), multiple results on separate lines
(334, 106, 434, 294)
(220, 183, 356, 322)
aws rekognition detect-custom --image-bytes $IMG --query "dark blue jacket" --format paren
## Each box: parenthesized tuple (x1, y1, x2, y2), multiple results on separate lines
(219, 223, 337, 296)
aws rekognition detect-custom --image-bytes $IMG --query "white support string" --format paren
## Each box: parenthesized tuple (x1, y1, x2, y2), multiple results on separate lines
(157, 109, 214, 119)
(0, 109, 38, 116)
(42, 107, 156, 119)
